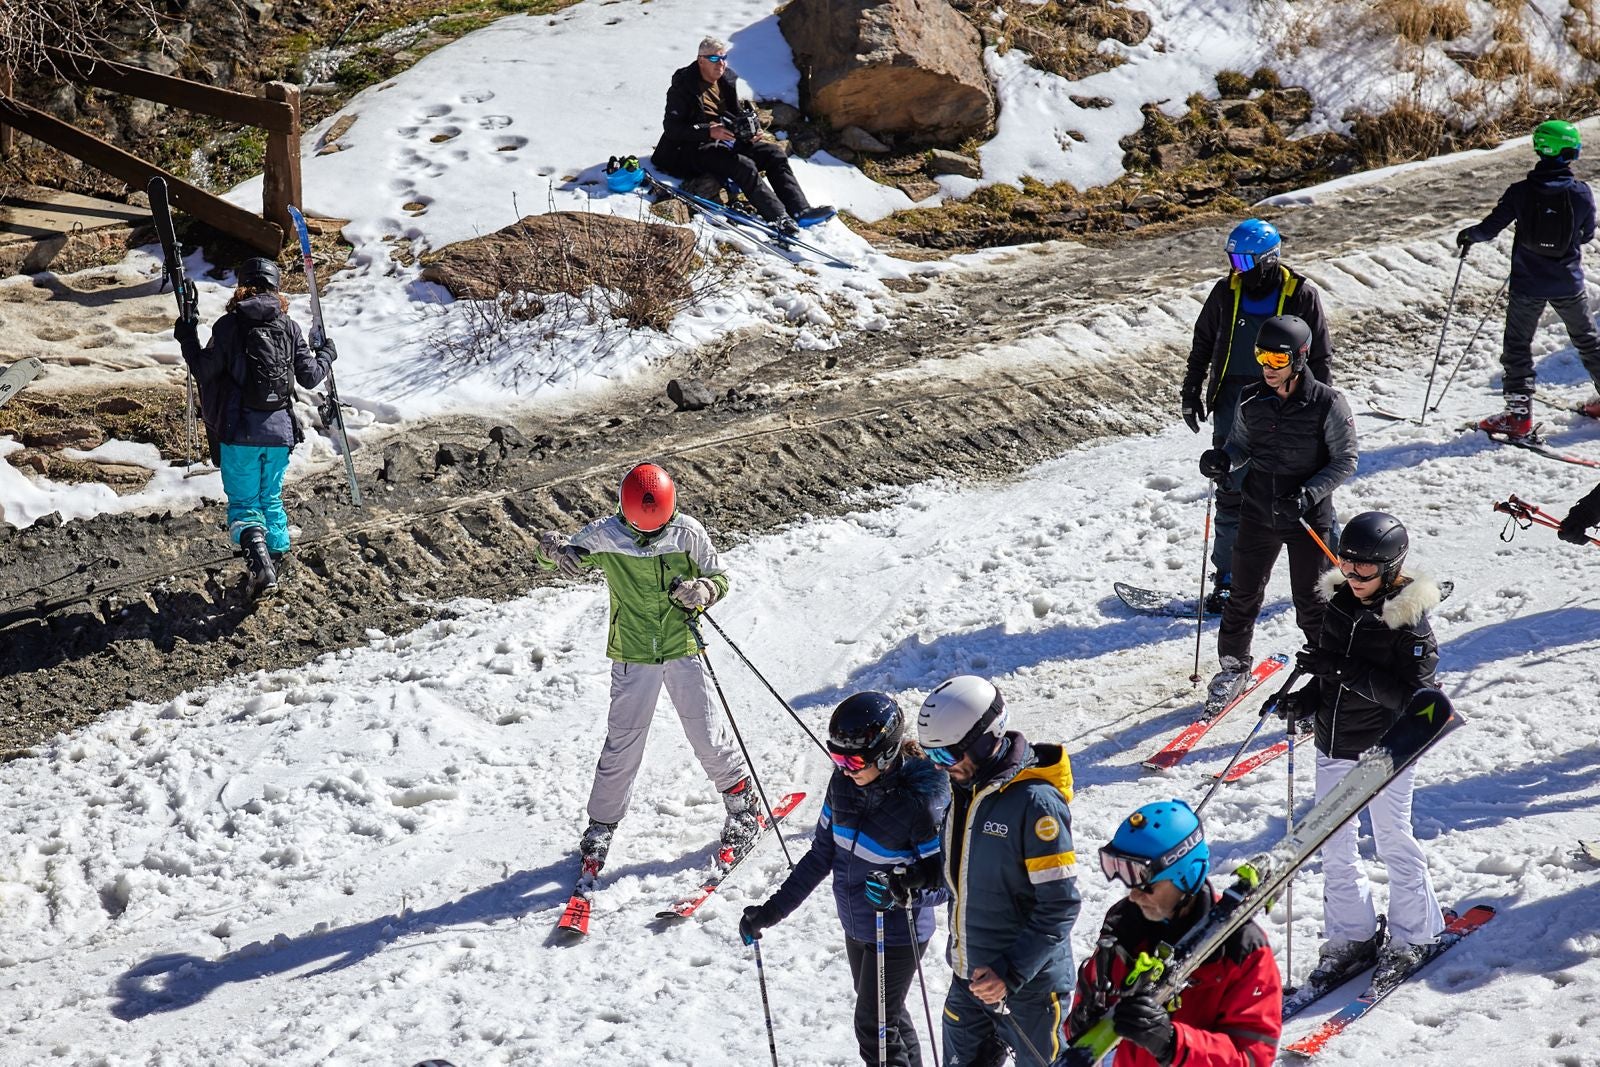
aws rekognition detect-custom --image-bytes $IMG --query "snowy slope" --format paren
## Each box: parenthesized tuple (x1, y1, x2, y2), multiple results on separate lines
(3, 339, 1600, 1063)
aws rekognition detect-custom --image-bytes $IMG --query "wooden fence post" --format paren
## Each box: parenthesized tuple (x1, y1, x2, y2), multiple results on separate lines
(0, 67, 13, 159)
(262, 81, 302, 249)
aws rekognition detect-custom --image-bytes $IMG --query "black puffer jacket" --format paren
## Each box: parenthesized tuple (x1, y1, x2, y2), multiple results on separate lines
(1184, 266, 1333, 409)
(1304, 569, 1441, 760)
(654, 62, 740, 154)
(1220, 374, 1358, 534)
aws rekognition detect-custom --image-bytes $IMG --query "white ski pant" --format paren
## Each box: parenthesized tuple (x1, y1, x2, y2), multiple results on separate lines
(585, 657, 748, 825)
(1315, 752, 1445, 948)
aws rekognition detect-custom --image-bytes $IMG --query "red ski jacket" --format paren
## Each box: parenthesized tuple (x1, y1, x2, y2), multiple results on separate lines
(1065, 893, 1282, 1066)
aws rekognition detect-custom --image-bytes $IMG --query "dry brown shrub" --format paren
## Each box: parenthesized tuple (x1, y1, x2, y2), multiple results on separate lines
(969, 0, 1147, 80)
(1347, 96, 1451, 165)
(1379, 0, 1472, 44)
(1564, 0, 1600, 64)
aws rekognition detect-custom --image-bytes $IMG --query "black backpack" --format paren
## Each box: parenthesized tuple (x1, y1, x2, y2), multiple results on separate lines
(1520, 184, 1575, 258)
(240, 316, 297, 411)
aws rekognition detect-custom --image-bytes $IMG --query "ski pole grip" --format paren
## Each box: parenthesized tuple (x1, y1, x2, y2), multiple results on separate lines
(1260, 667, 1305, 717)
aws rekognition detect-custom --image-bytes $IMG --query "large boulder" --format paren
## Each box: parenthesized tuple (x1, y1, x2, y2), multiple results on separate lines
(778, 0, 994, 144)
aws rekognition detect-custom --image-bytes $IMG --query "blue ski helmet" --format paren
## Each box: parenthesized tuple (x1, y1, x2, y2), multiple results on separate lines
(1100, 799, 1210, 896)
(1225, 219, 1281, 273)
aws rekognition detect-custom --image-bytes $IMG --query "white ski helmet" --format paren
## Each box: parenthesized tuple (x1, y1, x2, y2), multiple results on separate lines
(918, 675, 1007, 763)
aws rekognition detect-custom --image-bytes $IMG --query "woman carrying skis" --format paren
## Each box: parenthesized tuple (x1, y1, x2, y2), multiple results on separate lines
(1274, 511, 1445, 994)
(175, 256, 335, 596)
(738, 692, 949, 1067)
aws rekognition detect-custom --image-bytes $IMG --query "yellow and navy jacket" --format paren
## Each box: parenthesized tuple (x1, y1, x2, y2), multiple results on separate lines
(942, 734, 1081, 992)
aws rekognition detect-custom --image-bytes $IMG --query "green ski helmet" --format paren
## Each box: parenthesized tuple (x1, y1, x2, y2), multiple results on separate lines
(1532, 120, 1581, 161)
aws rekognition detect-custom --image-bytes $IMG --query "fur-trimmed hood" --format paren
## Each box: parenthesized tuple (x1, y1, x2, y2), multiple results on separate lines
(1318, 568, 1441, 629)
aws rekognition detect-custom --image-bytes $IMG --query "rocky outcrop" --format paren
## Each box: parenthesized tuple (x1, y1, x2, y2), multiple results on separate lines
(778, 0, 994, 144)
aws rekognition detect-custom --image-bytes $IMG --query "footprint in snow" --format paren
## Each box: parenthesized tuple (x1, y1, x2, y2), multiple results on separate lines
(459, 89, 495, 103)
(477, 115, 513, 130)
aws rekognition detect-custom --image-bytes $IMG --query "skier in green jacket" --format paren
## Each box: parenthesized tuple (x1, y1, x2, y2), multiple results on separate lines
(536, 462, 755, 881)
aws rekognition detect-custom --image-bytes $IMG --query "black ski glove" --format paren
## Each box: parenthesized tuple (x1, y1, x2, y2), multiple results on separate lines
(174, 318, 199, 345)
(1296, 647, 1345, 680)
(1274, 488, 1313, 525)
(866, 862, 933, 910)
(1455, 227, 1475, 249)
(1112, 988, 1175, 1062)
(1272, 687, 1316, 730)
(740, 903, 777, 945)
(314, 336, 338, 362)
(1181, 385, 1206, 435)
(1198, 448, 1230, 479)
(1559, 488, 1600, 545)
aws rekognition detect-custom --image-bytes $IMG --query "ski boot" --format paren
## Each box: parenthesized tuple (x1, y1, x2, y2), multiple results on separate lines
(1307, 919, 1386, 989)
(1372, 936, 1437, 988)
(240, 526, 278, 598)
(1477, 394, 1533, 438)
(1204, 655, 1252, 717)
(577, 819, 616, 889)
(1203, 573, 1232, 615)
(718, 777, 761, 865)
(1580, 395, 1600, 420)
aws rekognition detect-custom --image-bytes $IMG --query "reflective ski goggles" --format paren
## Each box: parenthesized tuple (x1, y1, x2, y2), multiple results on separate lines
(926, 744, 965, 767)
(1098, 845, 1156, 891)
(1255, 347, 1293, 370)
(1228, 252, 1259, 272)
(1339, 560, 1382, 582)
(829, 751, 869, 772)
(701, 53, 729, 63)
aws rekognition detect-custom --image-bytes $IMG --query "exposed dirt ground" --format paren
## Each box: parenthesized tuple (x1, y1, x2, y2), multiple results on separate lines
(0, 141, 1544, 753)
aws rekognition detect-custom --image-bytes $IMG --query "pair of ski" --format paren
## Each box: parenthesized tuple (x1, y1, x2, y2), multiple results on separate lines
(555, 790, 805, 938)
(146, 178, 363, 504)
(1061, 687, 1466, 1065)
(1277, 903, 1497, 1059)
(641, 174, 855, 270)
(1141, 653, 1289, 772)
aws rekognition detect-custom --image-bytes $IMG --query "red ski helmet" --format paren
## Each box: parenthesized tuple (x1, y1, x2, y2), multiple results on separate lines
(619, 463, 676, 533)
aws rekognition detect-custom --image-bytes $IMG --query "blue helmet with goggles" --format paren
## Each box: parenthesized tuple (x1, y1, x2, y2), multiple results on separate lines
(1225, 218, 1282, 288)
(1099, 799, 1210, 896)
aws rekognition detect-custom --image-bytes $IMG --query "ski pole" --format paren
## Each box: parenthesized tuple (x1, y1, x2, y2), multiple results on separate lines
(1419, 246, 1468, 426)
(1196, 667, 1303, 814)
(1298, 518, 1340, 567)
(1191, 481, 1215, 686)
(907, 910, 942, 1067)
(1431, 274, 1508, 413)
(877, 907, 888, 1067)
(693, 608, 830, 757)
(752, 937, 781, 1067)
(680, 604, 796, 870)
(1286, 706, 1298, 987)
(992, 1002, 1051, 1067)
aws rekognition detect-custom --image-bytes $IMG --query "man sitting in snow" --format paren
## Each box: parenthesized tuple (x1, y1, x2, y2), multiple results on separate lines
(651, 36, 833, 235)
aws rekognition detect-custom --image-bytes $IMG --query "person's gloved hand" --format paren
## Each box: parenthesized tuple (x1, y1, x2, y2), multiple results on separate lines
(739, 903, 776, 945)
(1112, 988, 1176, 1061)
(174, 318, 199, 345)
(866, 864, 931, 910)
(1181, 385, 1206, 435)
(1296, 647, 1345, 680)
(1455, 228, 1475, 250)
(313, 335, 338, 362)
(1559, 494, 1600, 545)
(1199, 448, 1230, 479)
(1271, 688, 1316, 730)
(670, 577, 719, 610)
(538, 531, 584, 578)
(1274, 488, 1314, 525)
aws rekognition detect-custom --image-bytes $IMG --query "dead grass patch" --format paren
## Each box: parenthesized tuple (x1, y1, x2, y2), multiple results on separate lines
(1379, 0, 1472, 44)
(966, 0, 1149, 80)
(1566, 0, 1600, 64)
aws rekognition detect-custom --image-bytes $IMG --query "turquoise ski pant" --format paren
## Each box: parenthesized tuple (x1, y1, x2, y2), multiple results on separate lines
(220, 443, 291, 553)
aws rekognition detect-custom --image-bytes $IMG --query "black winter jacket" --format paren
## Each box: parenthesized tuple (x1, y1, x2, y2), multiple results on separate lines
(1220, 374, 1358, 534)
(1184, 266, 1333, 410)
(1462, 157, 1596, 299)
(180, 293, 329, 449)
(1303, 569, 1441, 760)
(654, 62, 741, 155)
(764, 754, 950, 946)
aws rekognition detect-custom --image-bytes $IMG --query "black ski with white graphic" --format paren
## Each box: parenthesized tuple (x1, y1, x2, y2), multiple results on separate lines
(1061, 689, 1463, 1066)
(287, 205, 363, 505)
(0, 357, 43, 410)
(1463, 421, 1600, 468)
(1113, 582, 1223, 618)
(148, 176, 212, 472)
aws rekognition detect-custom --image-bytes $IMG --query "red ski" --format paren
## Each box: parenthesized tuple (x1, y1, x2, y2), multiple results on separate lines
(1142, 653, 1289, 771)
(1210, 724, 1314, 782)
(555, 856, 604, 938)
(1282, 904, 1496, 1059)
(656, 791, 806, 920)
